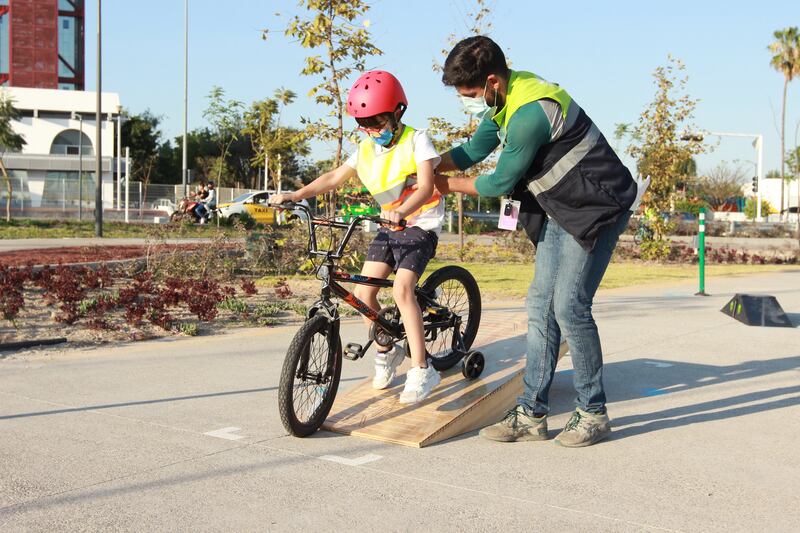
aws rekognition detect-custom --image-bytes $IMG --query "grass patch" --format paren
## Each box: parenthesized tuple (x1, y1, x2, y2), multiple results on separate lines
(0, 219, 239, 239)
(423, 261, 799, 298)
(258, 262, 798, 302)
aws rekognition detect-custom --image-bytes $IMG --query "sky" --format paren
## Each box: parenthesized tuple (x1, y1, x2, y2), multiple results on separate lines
(86, 0, 800, 176)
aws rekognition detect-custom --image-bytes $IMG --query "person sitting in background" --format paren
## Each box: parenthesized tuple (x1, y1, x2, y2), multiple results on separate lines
(197, 181, 217, 223)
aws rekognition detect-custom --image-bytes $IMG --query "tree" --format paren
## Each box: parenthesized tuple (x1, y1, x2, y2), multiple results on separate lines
(0, 92, 25, 222)
(203, 86, 244, 186)
(171, 128, 218, 185)
(241, 89, 309, 192)
(121, 111, 164, 207)
(427, 0, 494, 250)
(627, 56, 706, 258)
(695, 163, 747, 210)
(768, 27, 800, 221)
(266, 0, 382, 214)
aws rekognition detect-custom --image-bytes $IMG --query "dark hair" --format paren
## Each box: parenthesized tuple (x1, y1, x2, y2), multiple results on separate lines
(442, 36, 509, 87)
(355, 112, 394, 130)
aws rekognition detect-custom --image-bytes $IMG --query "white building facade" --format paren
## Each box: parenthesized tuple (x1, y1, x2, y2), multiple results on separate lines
(2, 86, 122, 211)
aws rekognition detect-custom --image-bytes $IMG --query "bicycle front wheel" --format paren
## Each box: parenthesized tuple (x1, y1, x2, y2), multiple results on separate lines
(416, 265, 481, 371)
(278, 315, 342, 437)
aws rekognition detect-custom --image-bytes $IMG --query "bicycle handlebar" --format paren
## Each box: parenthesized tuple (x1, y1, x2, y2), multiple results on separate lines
(273, 200, 407, 259)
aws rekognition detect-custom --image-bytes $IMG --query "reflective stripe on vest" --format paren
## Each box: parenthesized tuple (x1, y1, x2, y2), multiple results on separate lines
(356, 125, 441, 217)
(527, 123, 600, 196)
(492, 70, 599, 198)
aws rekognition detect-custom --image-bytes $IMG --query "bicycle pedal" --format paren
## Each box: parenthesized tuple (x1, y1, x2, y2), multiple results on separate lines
(344, 342, 364, 360)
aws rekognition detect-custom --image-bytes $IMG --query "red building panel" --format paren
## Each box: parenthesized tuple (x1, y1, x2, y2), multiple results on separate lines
(10, 0, 59, 89)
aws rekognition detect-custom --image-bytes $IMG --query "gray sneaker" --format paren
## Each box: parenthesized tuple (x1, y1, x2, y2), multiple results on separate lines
(554, 408, 611, 448)
(479, 405, 548, 442)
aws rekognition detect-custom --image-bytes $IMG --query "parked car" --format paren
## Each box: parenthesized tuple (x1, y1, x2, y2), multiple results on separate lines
(151, 198, 177, 216)
(217, 191, 309, 225)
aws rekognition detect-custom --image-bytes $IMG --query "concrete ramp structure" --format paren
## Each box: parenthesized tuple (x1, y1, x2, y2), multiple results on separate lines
(323, 311, 567, 447)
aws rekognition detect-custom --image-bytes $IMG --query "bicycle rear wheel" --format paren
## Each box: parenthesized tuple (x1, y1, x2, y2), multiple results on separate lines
(278, 315, 342, 437)
(414, 265, 481, 371)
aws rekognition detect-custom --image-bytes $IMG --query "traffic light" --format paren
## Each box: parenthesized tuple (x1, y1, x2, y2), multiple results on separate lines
(752, 176, 758, 193)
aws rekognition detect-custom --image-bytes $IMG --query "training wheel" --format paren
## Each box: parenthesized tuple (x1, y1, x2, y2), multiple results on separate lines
(461, 350, 485, 380)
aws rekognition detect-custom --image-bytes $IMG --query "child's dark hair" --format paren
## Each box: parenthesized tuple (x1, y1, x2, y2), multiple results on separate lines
(355, 111, 397, 130)
(442, 36, 510, 88)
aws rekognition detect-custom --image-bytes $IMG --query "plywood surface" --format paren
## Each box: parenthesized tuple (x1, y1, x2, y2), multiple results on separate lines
(323, 311, 553, 447)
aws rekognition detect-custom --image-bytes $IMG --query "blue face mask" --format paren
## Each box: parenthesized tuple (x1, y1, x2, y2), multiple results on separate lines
(370, 127, 394, 147)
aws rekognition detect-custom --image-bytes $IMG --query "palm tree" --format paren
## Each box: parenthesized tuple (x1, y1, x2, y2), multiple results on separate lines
(0, 92, 26, 222)
(768, 27, 800, 220)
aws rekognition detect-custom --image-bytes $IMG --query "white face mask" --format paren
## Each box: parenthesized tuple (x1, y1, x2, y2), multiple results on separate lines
(459, 79, 497, 119)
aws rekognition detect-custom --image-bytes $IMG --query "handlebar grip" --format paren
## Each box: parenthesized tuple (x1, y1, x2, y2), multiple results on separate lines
(375, 218, 407, 228)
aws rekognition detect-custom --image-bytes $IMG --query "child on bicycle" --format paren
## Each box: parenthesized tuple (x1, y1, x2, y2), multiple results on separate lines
(269, 70, 444, 404)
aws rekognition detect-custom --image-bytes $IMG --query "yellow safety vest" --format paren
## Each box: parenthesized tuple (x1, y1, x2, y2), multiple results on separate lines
(356, 125, 441, 218)
(492, 70, 573, 131)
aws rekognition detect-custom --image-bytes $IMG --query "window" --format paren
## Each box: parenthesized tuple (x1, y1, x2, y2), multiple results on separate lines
(50, 129, 93, 156)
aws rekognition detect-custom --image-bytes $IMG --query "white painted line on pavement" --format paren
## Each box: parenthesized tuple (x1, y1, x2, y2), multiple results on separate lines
(319, 453, 382, 466)
(645, 362, 674, 368)
(204, 427, 245, 441)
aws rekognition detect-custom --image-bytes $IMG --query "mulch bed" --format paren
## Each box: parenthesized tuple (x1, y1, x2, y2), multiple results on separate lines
(0, 244, 206, 267)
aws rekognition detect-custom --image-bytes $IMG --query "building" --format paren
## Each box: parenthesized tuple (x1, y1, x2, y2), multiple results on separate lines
(3, 86, 122, 212)
(0, 0, 85, 90)
(0, 1, 125, 215)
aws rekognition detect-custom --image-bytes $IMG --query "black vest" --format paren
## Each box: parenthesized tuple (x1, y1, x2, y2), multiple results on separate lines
(511, 106, 636, 251)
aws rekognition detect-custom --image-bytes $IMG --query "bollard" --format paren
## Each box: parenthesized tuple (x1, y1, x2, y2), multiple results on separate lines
(696, 208, 707, 296)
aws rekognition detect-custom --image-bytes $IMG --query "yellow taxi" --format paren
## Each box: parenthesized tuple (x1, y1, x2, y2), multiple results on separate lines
(217, 191, 277, 224)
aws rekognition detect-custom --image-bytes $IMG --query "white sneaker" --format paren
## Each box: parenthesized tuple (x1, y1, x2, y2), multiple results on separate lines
(399, 365, 441, 404)
(372, 346, 405, 390)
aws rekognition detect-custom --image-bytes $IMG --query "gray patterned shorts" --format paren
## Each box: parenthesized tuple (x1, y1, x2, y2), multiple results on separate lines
(365, 226, 438, 277)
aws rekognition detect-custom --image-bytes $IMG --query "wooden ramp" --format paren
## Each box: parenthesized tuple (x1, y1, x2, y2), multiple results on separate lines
(322, 311, 567, 448)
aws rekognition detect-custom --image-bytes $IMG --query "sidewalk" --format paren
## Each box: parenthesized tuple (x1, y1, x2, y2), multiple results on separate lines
(1, 270, 798, 530)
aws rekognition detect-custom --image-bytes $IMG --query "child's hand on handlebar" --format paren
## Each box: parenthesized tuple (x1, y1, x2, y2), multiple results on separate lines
(381, 209, 406, 230)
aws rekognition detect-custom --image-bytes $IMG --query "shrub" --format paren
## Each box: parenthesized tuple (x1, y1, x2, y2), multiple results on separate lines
(743, 197, 775, 219)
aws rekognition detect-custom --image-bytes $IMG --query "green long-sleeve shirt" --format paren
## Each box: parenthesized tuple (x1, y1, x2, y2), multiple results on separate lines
(449, 102, 552, 197)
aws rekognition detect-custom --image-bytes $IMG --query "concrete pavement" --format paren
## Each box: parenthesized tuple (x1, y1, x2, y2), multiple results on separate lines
(1, 270, 799, 531)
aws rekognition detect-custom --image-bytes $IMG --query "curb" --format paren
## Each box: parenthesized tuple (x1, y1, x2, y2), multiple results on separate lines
(0, 337, 68, 353)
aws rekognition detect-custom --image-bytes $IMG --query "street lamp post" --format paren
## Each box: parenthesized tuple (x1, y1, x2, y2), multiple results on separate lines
(116, 109, 126, 211)
(74, 113, 83, 221)
(182, 0, 189, 199)
(95, 0, 103, 237)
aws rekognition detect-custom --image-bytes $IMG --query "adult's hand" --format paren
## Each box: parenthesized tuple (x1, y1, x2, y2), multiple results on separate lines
(433, 174, 452, 195)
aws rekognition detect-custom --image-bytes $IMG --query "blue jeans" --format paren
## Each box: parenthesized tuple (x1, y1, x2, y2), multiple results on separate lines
(517, 212, 631, 415)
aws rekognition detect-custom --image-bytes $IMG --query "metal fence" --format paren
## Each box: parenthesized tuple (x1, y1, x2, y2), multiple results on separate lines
(4, 178, 262, 222)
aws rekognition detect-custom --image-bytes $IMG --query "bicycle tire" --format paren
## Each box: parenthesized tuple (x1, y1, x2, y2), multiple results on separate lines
(278, 315, 342, 437)
(414, 265, 482, 371)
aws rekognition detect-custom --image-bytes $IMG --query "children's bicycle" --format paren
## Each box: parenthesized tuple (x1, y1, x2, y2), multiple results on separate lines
(275, 202, 484, 437)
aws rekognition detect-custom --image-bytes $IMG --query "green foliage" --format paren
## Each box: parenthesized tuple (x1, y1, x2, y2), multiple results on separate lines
(673, 197, 709, 216)
(627, 56, 706, 252)
(178, 322, 199, 336)
(744, 197, 775, 219)
(0, 92, 27, 222)
(639, 238, 671, 261)
(203, 87, 245, 186)
(121, 110, 168, 187)
(768, 26, 800, 219)
(272, 1, 382, 165)
(693, 162, 746, 209)
(241, 89, 310, 191)
(268, 1, 382, 214)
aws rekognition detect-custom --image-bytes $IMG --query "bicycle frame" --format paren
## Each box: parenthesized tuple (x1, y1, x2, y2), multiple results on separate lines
(281, 202, 460, 344)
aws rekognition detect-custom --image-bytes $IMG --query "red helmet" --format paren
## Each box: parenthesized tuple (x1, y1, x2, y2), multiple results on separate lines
(346, 70, 408, 118)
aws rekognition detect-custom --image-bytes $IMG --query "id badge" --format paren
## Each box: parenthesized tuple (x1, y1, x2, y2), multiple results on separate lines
(498, 199, 521, 231)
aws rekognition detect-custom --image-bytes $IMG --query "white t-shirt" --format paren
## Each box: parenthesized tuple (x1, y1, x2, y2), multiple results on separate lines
(345, 129, 444, 234)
